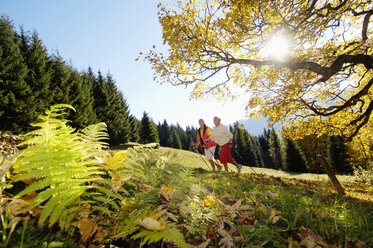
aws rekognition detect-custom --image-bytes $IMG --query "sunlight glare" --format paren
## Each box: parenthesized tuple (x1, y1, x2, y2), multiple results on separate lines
(264, 35, 289, 60)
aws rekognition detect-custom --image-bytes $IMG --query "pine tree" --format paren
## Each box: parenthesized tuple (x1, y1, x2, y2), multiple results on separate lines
(175, 123, 188, 150)
(128, 115, 140, 143)
(158, 120, 171, 147)
(268, 129, 283, 170)
(185, 125, 197, 151)
(49, 53, 71, 104)
(93, 72, 130, 145)
(0, 16, 34, 133)
(326, 135, 351, 174)
(258, 129, 275, 168)
(169, 128, 182, 149)
(67, 69, 96, 129)
(139, 112, 159, 144)
(249, 133, 265, 167)
(281, 139, 308, 173)
(233, 124, 249, 165)
(19, 30, 53, 119)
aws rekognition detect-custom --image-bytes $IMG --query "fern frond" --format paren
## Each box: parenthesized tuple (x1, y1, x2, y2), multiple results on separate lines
(79, 122, 109, 151)
(13, 104, 108, 228)
(132, 226, 188, 248)
(48, 192, 83, 225)
(94, 186, 125, 201)
(40, 188, 84, 224)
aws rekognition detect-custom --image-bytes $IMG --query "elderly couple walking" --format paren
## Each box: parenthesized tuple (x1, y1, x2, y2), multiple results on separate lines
(193, 117, 242, 173)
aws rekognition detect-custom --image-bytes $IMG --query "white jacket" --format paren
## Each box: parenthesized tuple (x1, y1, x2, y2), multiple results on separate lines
(211, 124, 233, 146)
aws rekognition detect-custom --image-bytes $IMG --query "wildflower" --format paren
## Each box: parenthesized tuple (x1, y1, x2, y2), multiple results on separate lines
(203, 196, 217, 207)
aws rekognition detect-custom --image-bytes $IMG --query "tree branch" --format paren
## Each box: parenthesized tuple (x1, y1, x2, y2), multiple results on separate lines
(230, 54, 373, 81)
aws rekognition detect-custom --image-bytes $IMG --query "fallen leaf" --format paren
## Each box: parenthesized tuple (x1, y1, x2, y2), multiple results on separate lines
(134, 216, 166, 231)
(345, 235, 368, 248)
(219, 236, 234, 248)
(71, 219, 99, 244)
(6, 199, 30, 217)
(298, 226, 325, 248)
(236, 215, 254, 226)
(223, 194, 236, 203)
(111, 173, 134, 192)
(141, 184, 154, 192)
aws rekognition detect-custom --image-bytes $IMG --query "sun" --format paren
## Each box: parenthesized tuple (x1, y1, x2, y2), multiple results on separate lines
(263, 35, 289, 60)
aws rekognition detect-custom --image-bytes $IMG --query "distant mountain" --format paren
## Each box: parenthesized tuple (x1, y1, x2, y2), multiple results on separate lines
(229, 118, 268, 136)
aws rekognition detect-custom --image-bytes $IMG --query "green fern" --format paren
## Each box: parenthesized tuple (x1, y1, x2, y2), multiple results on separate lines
(78, 122, 109, 152)
(132, 225, 188, 248)
(13, 104, 106, 228)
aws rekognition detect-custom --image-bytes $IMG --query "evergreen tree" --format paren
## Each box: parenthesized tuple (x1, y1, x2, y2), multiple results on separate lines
(67, 69, 96, 129)
(281, 139, 308, 173)
(169, 128, 182, 149)
(233, 124, 250, 165)
(92, 72, 131, 145)
(175, 123, 188, 150)
(49, 54, 71, 104)
(0, 16, 34, 132)
(128, 115, 140, 143)
(19, 29, 52, 120)
(258, 128, 275, 168)
(139, 111, 159, 144)
(158, 120, 171, 147)
(249, 133, 265, 167)
(185, 125, 197, 151)
(297, 134, 327, 173)
(268, 129, 283, 170)
(326, 135, 351, 174)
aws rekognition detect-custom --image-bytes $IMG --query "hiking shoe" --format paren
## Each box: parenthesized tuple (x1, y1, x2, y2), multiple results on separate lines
(237, 164, 242, 173)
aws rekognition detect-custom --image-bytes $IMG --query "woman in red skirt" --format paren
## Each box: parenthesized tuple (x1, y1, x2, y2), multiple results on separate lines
(210, 116, 242, 173)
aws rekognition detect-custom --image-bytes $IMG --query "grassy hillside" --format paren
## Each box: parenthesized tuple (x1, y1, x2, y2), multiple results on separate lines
(3, 143, 373, 248)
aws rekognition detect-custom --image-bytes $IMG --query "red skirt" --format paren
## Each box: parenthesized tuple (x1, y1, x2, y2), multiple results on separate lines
(220, 142, 235, 164)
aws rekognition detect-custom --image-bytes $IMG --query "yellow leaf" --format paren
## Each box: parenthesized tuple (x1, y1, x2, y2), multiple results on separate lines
(111, 173, 134, 192)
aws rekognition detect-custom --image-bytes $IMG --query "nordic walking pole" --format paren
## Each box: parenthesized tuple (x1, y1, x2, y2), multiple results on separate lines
(194, 148, 211, 170)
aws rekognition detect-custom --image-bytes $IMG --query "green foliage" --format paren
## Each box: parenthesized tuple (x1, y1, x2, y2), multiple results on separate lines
(326, 135, 351, 175)
(93, 72, 131, 145)
(132, 225, 188, 248)
(13, 104, 105, 228)
(281, 139, 308, 173)
(18, 29, 53, 121)
(269, 130, 283, 170)
(158, 120, 171, 147)
(128, 115, 140, 143)
(0, 16, 34, 133)
(139, 112, 159, 144)
(169, 128, 182, 149)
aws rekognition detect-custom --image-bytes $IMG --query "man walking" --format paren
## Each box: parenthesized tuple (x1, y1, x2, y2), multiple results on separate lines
(193, 119, 221, 171)
(210, 116, 242, 173)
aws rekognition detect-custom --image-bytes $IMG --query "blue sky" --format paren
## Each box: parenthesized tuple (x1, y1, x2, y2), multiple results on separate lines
(1, 0, 261, 130)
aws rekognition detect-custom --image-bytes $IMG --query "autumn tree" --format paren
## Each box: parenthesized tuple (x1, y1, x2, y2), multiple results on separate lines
(145, 0, 373, 165)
